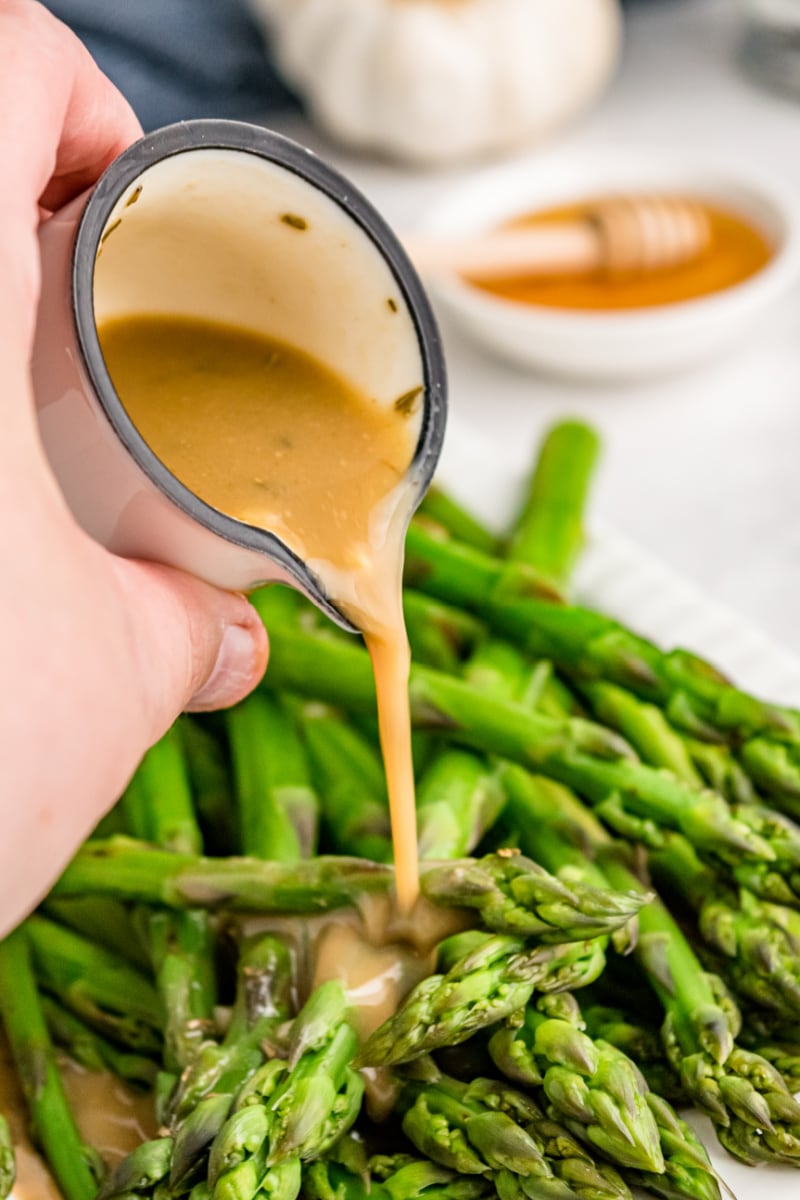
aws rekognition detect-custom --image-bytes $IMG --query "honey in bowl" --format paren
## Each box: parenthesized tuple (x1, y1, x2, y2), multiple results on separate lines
(468, 198, 774, 311)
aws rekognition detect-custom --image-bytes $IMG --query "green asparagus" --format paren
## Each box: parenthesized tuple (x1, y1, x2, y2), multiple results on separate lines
(404, 517, 800, 743)
(297, 703, 393, 862)
(25, 914, 162, 1054)
(416, 750, 506, 861)
(358, 930, 606, 1068)
(506, 420, 600, 589)
(0, 1116, 15, 1200)
(421, 852, 645, 940)
(226, 693, 312, 860)
(488, 998, 664, 1171)
(0, 927, 103, 1200)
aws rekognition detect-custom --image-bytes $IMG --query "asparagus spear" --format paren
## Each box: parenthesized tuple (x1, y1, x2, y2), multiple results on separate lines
(180, 716, 237, 856)
(42, 895, 151, 973)
(358, 930, 606, 1068)
(122, 727, 218, 1073)
(650, 832, 800, 1021)
(404, 518, 800, 744)
(226, 693, 312, 861)
(421, 852, 646, 940)
(122, 725, 203, 855)
(495, 760, 800, 1161)
(0, 1116, 15, 1200)
(164, 933, 293, 1130)
(54, 837, 393, 910)
(582, 682, 703, 786)
(416, 750, 506, 861)
(25, 914, 162, 1054)
(297, 703, 393, 862)
(371, 1155, 493, 1198)
(581, 1005, 687, 1104)
(401, 1068, 626, 1200)
(506, 421, 600, 590)
(740, 736, 800, 821)
(686, 739, 759, 807)
(0, 927, 103, 1200)
(42, 996, 158, 1089)
(600, 853, 800, 1165)
(206, 982, 363, 1200)
(488, 998, 664, 1172)
(418, 488, 498, 555)
(260, 623, 781, 881)
(404, 591, 486, 673)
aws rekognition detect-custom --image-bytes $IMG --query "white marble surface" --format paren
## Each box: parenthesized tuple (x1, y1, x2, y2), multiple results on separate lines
(268, 0, 800, 656)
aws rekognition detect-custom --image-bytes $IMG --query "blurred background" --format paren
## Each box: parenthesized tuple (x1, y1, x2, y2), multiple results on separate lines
(43, 0, 800, 661)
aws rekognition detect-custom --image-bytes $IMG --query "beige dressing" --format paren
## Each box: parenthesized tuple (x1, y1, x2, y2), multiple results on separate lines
(0, 1036, 156, 1199)
(98, 315, 422, 912)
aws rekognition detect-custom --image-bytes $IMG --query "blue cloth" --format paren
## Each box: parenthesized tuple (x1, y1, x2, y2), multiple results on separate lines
(44, 0, 298, 131)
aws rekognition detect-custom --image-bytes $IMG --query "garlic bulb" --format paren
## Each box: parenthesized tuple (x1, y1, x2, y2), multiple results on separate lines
(250, 0, 622, 166)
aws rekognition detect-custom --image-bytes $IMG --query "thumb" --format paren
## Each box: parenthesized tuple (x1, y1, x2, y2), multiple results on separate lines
(111, 556, 270, 741)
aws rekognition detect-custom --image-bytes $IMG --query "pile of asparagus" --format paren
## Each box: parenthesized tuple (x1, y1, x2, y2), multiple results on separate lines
(3, 420, 800, 1200)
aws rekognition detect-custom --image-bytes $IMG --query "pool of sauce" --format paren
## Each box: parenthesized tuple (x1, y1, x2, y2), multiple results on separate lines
(0, 1037, 155, 1200)
(469, 198, 774, 310)
(98, 315, 423, 914)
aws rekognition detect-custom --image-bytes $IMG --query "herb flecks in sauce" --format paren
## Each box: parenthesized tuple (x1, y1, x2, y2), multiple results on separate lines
(99, 218, 122, 246)
(394, 386, 423, 417)
(280, 213, 308, 231)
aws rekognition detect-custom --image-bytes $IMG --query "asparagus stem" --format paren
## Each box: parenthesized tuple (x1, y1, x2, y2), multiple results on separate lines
(180, 717, 237, 856)
(651, 833, 800, 1021)
(0, 1115, 15, 1200)
(506, 420, 600, 589)
(227, 693, 309, 861)
(122, 729, 218, 1073)
(260, 623, 779, 882)
(0, 927, 102, 1200)
(41, 995, 158, 1089)
(54, 837, 393, 911)
(42, 895, 151, 973)
(26, 914, 162, 1054)
(404, 591, 486, 673)
(417, 488, 498, 555)
(123, 724, 203, 855)
(404, 518, 800, 744)
(582, 683, 702, 786)
(416, 750, 506, 861)
(297, 703, 393, 862)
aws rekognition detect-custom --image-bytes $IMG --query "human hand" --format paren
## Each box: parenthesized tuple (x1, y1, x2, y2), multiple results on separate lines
(0, 1, 269, 935)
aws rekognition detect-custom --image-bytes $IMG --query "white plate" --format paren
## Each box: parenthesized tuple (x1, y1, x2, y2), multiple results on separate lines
(437, 418, 800, 1197)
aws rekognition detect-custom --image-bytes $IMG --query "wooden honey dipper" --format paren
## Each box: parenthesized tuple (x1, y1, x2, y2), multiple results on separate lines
(407, 196, 712, 281)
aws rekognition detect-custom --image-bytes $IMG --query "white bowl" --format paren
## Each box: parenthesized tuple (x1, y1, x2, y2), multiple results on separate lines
(418, 151, 800, 381)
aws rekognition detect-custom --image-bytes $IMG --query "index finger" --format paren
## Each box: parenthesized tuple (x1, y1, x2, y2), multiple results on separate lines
(0, 1, 142, 221)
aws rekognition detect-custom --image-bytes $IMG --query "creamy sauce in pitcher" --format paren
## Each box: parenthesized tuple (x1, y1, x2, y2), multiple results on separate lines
(98, 315, 424, 911)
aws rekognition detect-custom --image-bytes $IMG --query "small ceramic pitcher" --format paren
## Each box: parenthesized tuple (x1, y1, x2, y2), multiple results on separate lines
(31, 120, 447, 630)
